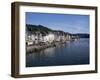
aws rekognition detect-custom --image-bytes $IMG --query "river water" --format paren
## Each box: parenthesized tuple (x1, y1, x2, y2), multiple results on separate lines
(26, 38, 89, 67)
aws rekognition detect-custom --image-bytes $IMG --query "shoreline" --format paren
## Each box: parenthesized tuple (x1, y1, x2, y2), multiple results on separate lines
(26, 41, 67, 53)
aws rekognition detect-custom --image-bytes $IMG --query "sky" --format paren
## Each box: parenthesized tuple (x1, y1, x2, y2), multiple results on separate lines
(26, 12, 90, 34)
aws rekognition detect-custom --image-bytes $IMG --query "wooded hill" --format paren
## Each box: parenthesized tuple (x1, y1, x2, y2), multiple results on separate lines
(26, 24, 89, 38)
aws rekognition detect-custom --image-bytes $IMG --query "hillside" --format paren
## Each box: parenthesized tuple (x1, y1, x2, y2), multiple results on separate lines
(26, 24, 52, 33)
(26, 24, 89, 38)
(72, 34, 89, 38)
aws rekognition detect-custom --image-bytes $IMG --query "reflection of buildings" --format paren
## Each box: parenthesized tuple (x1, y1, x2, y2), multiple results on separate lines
(41, 47, 56, 57)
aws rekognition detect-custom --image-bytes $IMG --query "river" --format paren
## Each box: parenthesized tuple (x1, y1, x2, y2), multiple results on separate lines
(26, 38, 89, 67)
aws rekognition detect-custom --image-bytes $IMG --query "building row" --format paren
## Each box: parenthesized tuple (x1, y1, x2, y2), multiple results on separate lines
(26, 31, 77, 46)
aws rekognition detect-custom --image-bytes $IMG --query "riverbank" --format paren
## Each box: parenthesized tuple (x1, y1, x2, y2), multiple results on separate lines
(26, 41, 67, 53)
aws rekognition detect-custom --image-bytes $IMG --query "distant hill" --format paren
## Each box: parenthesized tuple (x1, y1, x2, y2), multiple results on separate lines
(72, 34, 90, 38)
(26, 24, 89, 38)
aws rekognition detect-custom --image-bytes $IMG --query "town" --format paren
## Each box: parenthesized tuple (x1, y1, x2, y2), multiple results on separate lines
(26, 24, 80, 53)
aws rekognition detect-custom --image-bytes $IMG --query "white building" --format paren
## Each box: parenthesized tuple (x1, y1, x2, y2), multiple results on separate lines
(26, 35, 34, 46)
(43, 33, 55, 43)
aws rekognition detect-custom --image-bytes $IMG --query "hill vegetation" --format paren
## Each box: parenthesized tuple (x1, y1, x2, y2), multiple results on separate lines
(26, 24, 89, 38)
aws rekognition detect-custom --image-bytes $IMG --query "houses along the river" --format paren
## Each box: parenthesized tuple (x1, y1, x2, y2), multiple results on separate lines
(25, 24, 80, 53)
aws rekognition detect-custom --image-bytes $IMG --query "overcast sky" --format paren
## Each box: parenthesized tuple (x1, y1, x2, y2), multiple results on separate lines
(26, 12, 89, 34)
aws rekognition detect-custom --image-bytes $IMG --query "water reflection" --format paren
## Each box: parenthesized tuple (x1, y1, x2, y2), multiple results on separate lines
(26, 38, 89, 67)
(40, 47, 56, 57)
